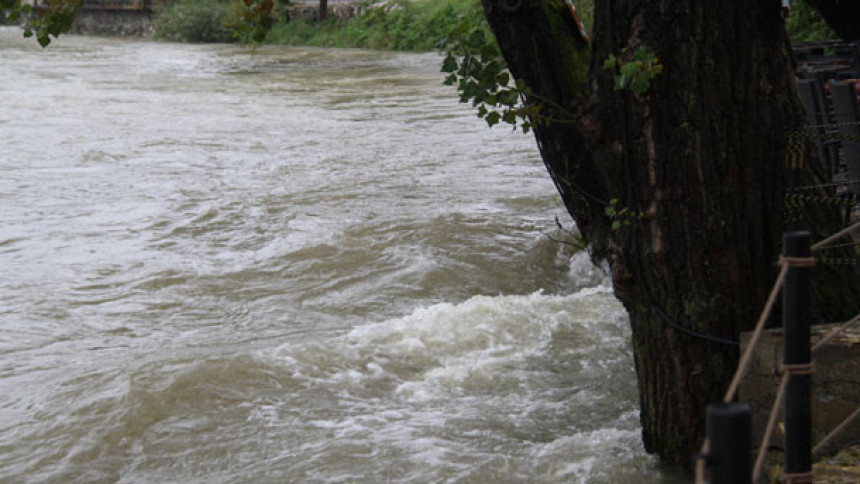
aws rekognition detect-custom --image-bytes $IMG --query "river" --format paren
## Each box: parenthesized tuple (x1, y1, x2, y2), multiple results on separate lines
(0, 28, 685, 483)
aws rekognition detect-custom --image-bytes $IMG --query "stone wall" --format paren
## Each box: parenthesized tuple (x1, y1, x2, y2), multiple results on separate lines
(739, 324, 860, 457)
(70, 10, 154, 37)
(284, 4, 358, 23)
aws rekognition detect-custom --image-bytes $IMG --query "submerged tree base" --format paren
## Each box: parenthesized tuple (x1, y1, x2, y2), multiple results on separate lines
(480, 0, 860, 469)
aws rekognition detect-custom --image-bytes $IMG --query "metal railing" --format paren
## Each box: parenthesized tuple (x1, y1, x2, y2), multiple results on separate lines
(696, 222, 860, 483)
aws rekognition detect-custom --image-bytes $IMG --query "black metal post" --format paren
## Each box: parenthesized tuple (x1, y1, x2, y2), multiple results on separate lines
(706, 403, 751, 484)
(783, 231, 812, 482)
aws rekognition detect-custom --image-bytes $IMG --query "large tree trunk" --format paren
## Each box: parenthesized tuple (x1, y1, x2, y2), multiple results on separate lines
(481, 0, 858, 467)
(319, 0, 328, 21)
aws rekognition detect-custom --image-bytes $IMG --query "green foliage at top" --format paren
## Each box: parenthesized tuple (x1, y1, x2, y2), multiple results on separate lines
(439, 0, 592, 132)
(153, 0, 235, 43)
(438, 11, 538, 133)
(233, 0, 275, 43)
(266, 0, 479, 52)
(0, 0, 19, 25)
(785, 1, 837, 42)
(603, 45, 663, 96)
(0, 0, 81, 47)
(0, 0, 22, 25)
(153, 0, 276, 43)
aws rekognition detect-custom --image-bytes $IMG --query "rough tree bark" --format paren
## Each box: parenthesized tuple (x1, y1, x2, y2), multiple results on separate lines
(481, 0, 859, 468)
(319, 0, 328, 21)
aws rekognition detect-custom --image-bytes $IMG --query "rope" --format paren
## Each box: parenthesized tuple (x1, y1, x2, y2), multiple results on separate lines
(750, 314, 860, 479)
(694, 439, 708, 484)
(813, 407, 860, 454)
(812, 220, 860, 251)
(753, 372, 790, 482)
(779, 255, 817, 268)
(794, 179, 860, 191)
(816, 241, 860, 250)
(812, 314, 860, 352)
(781, 362, 815, 375)
(722, 263, 789, 403)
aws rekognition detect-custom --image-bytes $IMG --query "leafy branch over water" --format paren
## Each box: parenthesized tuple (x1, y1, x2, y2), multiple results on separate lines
(437, 13, 538, 133)
(1, 0, 81, 47)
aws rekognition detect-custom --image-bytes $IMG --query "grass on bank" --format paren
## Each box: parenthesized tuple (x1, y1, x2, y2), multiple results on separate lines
(151, 0, 833, 49)
(151, 0, 484, 50)
(266, 0, 483, 51)
(152, 0, 237, 43)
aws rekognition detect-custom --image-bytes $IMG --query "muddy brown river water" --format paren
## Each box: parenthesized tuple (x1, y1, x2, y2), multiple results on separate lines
(0, 28, 686, 483)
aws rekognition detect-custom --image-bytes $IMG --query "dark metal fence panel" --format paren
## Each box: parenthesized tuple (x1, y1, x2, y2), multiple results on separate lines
(830, 81, 860, 197)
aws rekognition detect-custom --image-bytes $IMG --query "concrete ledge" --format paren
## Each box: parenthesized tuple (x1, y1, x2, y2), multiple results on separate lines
(740, 324, 860, 456)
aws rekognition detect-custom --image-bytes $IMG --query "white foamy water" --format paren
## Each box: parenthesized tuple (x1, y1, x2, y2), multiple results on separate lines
(0, 28, 686, 482)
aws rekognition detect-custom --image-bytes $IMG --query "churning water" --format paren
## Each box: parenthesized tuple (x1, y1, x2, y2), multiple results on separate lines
(0, 28, 684, 483)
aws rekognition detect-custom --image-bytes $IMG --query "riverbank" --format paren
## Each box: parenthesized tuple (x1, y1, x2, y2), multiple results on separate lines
(128, 0, 484, 50)
(266, 0, 482, 51)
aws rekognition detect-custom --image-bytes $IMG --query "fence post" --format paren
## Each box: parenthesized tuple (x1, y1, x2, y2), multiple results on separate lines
(782, 231, 813, 483)
(706, 402, 751, 484)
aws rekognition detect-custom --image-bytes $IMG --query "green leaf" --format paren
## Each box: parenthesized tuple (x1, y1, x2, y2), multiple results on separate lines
(466, 29, 485, 48)
(630, 76, 649, 95)
(619, 61, 641, 77)
(611, 221, 621, 231)
(441, 54, 458, 73)
(480, 43, 498, 60)
(603, 54, 617, 70)
(496, 71, 510, 87)
(485, 111, 501, 127)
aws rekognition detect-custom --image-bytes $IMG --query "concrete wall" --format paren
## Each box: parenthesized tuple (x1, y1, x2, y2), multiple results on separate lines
(739, 324, 860, 458)
(70, 9, 154, 37)
(284, 4, 358, 23)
